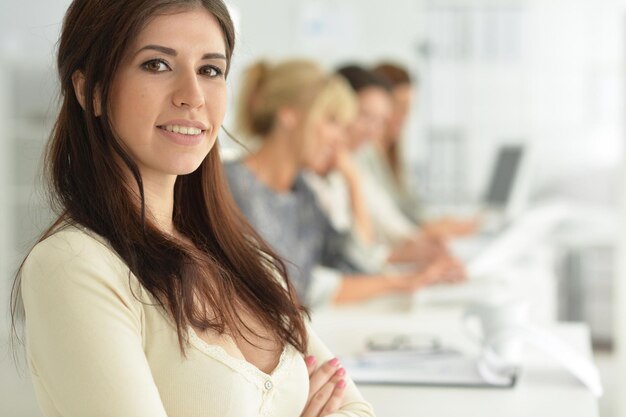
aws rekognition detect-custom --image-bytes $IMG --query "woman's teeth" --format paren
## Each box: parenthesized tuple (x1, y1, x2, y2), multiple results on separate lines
(161, 125, 202, 135)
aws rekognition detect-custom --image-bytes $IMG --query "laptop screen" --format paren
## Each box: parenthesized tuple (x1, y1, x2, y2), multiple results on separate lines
(484, 146, 524, 207)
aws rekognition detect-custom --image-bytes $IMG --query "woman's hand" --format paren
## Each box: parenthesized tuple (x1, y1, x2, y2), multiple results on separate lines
(423, 217, 481, 239)
(300, 356, 347, 417)
(390, 232, 448, 265)
(411, 233, 448, 264)
(420, 256, 467, 285)
(393, 256, 467, 293)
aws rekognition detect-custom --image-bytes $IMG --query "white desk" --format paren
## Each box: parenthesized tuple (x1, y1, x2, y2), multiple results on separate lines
(312, 306, 599, 417)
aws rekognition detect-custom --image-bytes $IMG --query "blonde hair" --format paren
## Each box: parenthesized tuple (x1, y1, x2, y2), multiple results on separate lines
(237, 59, 356, 137)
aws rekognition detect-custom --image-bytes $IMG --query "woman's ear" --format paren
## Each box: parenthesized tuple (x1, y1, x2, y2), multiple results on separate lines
(71, 70, 102, 116)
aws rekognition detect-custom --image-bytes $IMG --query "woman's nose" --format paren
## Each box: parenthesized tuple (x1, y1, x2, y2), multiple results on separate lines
(172, 72, 205, 109)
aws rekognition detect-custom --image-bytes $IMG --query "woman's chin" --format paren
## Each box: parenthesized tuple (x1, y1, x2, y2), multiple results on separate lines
(165, 158, 206, 177)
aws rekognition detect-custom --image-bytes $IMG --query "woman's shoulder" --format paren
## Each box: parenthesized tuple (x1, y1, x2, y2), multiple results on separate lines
(223, 158, 270, 206)
(21, 224, 134, 295)
(20, 225, 149, 360)
(26, 224, 119, 265)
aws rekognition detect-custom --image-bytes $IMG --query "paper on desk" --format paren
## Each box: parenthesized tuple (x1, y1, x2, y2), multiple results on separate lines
(342, 350, 517, 388)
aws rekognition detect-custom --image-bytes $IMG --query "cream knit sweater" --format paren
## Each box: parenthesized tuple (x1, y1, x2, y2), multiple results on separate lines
(21, 226, 375, 417)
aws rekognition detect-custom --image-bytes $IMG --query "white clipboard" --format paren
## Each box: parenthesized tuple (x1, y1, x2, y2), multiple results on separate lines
(341, 350, 518, 389)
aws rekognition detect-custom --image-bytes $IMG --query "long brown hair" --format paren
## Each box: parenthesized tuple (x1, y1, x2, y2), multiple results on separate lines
(373, 62, 413, 184)
(11, 0, 308, 354)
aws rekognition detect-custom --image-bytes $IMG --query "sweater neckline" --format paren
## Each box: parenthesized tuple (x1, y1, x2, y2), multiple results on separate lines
(187, 327, 294, 385)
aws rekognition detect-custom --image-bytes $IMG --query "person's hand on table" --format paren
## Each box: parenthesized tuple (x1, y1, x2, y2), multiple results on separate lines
(401, 232, 449, 265)
(420, 256, 467, 285)
(392, 256, 467, 293)
(424, 216, 481, 239)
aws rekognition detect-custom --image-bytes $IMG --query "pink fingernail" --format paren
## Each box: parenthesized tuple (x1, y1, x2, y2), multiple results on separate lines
(338, 379, 347, 389)
(336, 367, 346, 377)
(329, 358, 340, 367)
(305, 356, 316, 366)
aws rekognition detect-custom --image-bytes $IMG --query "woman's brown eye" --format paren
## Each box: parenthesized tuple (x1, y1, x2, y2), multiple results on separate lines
(200, 66, 224, 78)
(142, 59, 169, 72)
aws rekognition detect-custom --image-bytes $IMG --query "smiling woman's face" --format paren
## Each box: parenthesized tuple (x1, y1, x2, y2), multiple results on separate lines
(109, 7, 228, 180)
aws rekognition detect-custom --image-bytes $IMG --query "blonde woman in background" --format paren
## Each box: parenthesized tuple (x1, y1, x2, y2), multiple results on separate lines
(224, 59, 462, 308)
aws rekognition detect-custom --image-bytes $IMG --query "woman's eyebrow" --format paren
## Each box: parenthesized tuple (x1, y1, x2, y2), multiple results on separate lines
(201, 52, 227, 61)
(134, 44, 226, 60)
(136, 44, 177, 56)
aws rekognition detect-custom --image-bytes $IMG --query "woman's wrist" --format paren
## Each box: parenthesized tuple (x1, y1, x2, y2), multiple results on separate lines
(383, 273, 414, 292)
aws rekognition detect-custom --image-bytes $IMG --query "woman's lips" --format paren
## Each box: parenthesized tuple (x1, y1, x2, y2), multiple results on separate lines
(156, 126, 206, 146)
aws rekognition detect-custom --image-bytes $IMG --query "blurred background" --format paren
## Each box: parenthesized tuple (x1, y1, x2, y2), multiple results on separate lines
(0, 0, 624, 415)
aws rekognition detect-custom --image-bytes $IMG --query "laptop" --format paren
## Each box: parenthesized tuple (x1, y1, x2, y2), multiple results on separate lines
(447, 144, 530, 277)
(480, 144, 527, 231)
(414, 145, 531, 305)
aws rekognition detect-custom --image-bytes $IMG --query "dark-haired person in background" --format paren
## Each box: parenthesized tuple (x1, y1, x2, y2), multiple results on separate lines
(11, 1, 376, 416)
(335, 65, 464, 265)
(373, 62, 479, 239)
(336, 64, 420, 246)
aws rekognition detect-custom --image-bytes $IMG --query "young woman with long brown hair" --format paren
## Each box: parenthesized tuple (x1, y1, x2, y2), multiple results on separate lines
(10, 1, 375, 416)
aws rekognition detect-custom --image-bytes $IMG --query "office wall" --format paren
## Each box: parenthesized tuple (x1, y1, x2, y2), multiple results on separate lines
(0, 0, 68, 58)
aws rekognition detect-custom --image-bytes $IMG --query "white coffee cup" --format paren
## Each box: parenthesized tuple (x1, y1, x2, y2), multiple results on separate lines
(463, 297, 529, 366)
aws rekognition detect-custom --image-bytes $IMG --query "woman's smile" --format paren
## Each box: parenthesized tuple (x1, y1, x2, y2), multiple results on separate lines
(156, 119, 208, 146)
